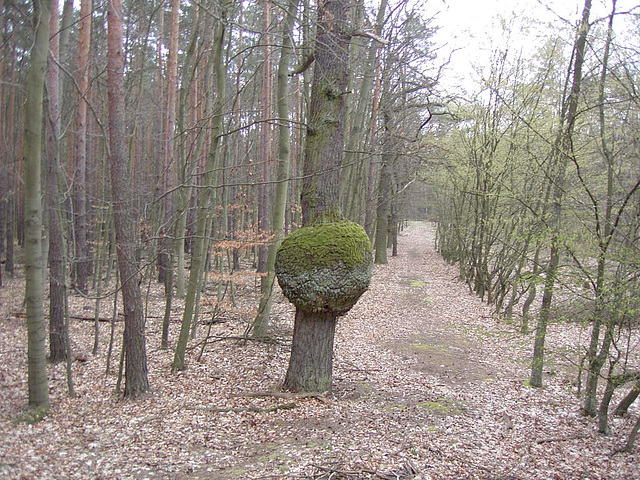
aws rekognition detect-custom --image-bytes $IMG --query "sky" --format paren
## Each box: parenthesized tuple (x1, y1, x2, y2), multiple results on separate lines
(424, 0, 640, 93)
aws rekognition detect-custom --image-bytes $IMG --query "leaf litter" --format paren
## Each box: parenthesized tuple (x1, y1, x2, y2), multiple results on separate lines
(0, 224, 638, 479)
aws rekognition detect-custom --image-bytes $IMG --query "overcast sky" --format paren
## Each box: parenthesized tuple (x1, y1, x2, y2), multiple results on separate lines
(425, 0, 640, 93)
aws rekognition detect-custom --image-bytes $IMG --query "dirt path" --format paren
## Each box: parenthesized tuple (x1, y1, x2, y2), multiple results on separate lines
(1, 224, 638, 480)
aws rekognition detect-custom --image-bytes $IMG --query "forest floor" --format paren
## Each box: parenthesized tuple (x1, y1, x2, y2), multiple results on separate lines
(1, 223, 639, 480)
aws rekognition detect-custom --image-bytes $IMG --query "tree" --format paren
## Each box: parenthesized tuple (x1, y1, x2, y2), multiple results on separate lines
(107, 0, 149, 397)
(529, 0, 591, 388)
(45, 0, 67, 363)
(24, 0, 52, 410)
(252, 0, 299, 337)
(172, 0, 229, 372)
(275, 0, 373, 393)
(73, 0, 93, 294)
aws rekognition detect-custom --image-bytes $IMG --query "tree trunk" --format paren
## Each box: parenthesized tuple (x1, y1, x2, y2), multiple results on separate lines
(107, 0, 149, 398)
(257, 0, 273, 274)
(283, 0, 354, 393)
(24, 0, 52, 410)
(374, 158, 391, 264)
(45, 0, 67, 363)
(625, 415, 640, 452)
(529, 0, 591, 387)
(341, 0, 387, 222)
(299, 0, 350, 225)
(583, 0, 617, 417)
(73, 0, 92, 294)
(252, 0, 298, 337)
(158, 0, 180, 286)
(283, 310, 337, 392)
(173, 0, 228, 372)
(614, 382, 640, 417)
(174, 3, 202, 299)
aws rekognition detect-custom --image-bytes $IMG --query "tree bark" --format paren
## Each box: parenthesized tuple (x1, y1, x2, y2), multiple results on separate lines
(252, 0, 298, 337)
(45, 0, 67, 363)
(614, 381, 640, 417)
(300, 0, 350, 225)
(374, 158, 391, 264)
(283, 310, 337, 392)
(283, 0, 353, 393)
(107, 0, 149, 397)
(529, 0, 591, 388)
(583, 0, 617, 417)
(257, 0, 273, 274)
(24, 0, 52, 410)
(73, 0, 92, 294)
(173, 0, 229, 372)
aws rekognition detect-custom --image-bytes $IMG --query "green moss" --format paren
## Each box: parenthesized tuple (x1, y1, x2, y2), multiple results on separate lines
(12, 405, 49, 425)
(277, 221, 372, 272)
(275, 221, 373, 313)
(417, 398, 464, 416)
(409, 343, 448, 353)
(410, 280, 426, 287)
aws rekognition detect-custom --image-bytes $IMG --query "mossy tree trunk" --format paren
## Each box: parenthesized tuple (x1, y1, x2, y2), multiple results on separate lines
(299, 0, 350, 226)
(283, 0, 354, 393)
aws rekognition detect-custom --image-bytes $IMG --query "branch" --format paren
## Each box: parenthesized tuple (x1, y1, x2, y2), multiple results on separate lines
(290, 53, 315, 76)
(185, 402, 296, 414)
(351, 30, 389, 45)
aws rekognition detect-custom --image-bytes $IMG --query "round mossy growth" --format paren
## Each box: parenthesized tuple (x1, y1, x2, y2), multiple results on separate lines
(275, 221, 373, 313)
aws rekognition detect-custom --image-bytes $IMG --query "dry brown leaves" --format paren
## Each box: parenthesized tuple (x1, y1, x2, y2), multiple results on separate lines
(0, 224, 638, 480)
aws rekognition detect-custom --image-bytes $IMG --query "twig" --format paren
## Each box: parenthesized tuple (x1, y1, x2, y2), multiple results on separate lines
(185, 402, 296, 414)
(232, 390, 329, 401)
(536, 434, 591, 444)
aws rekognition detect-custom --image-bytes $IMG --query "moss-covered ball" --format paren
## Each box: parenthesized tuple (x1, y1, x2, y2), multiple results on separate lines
(275, 221, 373, 314)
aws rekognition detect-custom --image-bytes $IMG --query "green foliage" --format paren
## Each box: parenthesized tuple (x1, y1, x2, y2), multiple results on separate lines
(417, 398, 465, 416)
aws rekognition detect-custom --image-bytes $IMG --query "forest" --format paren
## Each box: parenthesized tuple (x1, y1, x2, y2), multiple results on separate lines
(1, 0, 639, 478)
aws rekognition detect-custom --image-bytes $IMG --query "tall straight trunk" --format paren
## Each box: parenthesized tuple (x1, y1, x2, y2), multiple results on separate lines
(583, 0, 617, 417)
(24, 0, 52, 410)
(529, 0, 591, 387)
(174, 4, 202, 299)
(158, 0, 180, 285)
(257, 0, 273, 274)
(374, 158, 391, 264)
(341, 0, 387, 220)
(173, 1, 229, 372)
(0, 19, 7, 283)
(46, 0, 67, 363)
(0, 22, 6, 267)
(252, 0, 298, 337)
(107, 0, 149, 397)
(363, 59, 382, 238)
(73, 0, 92, 294)
(5, 59, 16, 277)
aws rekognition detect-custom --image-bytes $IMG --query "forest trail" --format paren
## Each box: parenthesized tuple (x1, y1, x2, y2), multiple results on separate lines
(1, 223, 638, 479)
